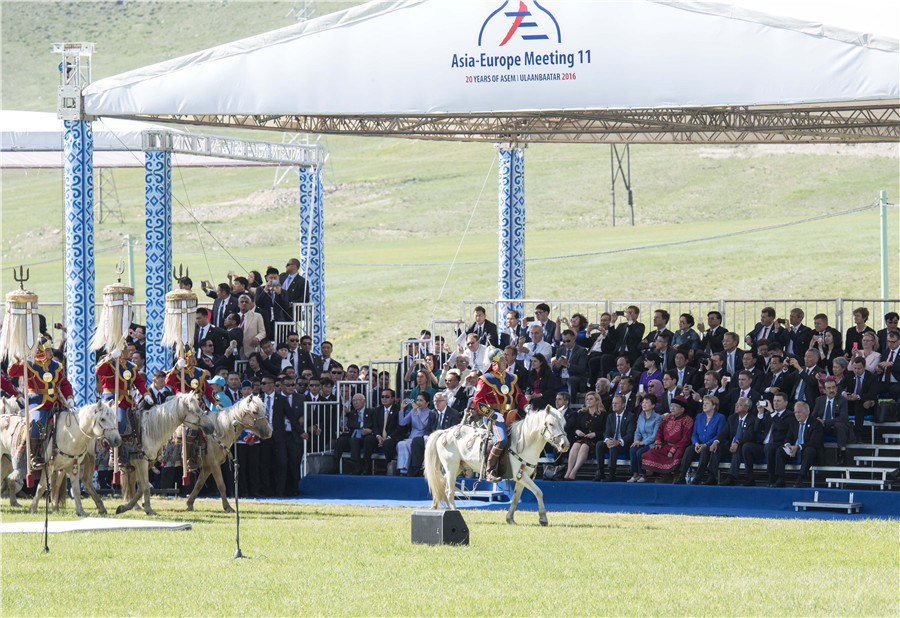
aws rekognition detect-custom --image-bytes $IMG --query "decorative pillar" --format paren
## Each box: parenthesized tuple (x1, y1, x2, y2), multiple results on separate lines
(298, 166, 325, 354)
(498, 146, 525, 315)
(63, 120, 96, 405)
(144, 150, 173, 375)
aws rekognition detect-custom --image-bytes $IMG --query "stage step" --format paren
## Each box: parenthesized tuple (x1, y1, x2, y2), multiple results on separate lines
(881, 433, 900, 443)
(854, 456, 900, 466)
(793, 491, 862, 514)
(826, 477, 893, 490)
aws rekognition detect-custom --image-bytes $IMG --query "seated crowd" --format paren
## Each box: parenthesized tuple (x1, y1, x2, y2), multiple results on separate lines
(3, 266, 899, 497)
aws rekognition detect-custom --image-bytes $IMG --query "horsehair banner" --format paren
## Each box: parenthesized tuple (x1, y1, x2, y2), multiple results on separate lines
(92, 282, 135, 352)
(0, 289, 40, 362)
(162, 290, 197, 349)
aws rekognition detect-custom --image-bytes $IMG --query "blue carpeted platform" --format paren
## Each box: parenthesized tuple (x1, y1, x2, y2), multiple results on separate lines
(296, 475, 900, 520)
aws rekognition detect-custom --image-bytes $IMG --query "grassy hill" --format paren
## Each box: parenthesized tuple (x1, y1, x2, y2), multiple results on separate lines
(1, 1, 898, 362)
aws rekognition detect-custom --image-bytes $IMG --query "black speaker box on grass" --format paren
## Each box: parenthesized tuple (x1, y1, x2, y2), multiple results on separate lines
(411, 509, 469, 545)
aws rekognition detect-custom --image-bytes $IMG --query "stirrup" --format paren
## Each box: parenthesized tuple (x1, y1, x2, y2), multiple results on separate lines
(485, 469, 503, 483)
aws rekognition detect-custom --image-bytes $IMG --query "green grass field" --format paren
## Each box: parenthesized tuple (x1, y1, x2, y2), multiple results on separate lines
(1, 498, 898, 616)
(1, 0, 899, 363)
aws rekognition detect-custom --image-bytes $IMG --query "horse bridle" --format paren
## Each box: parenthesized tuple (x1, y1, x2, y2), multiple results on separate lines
(541, 421, 566, 450)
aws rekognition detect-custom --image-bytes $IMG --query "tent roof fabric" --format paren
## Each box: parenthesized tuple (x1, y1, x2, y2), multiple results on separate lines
(83, 0, 900, 143)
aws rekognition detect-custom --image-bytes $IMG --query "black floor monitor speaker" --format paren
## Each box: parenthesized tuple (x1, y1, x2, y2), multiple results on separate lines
(411, 509, 469, 545)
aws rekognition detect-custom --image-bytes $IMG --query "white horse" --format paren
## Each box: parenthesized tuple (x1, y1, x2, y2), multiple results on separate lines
(0, 396, 26, 507)
(424, 405, 569, 526)
(185, 395, 272, 512)
(29, 401, 121, 517)
(116, 392, 215, 516)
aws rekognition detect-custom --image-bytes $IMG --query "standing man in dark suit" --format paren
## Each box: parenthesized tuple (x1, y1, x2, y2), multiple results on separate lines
(876, 312, 899, 353)
(532, 303, 557, 347)
(280, 257, 310, 304)
(207, 283, 238, 329)
(499, 309, 528, 350)
(373, 389, 407, 475)
(256, 267, 292, 342)
(841, 358, 879, 438)
(775, 402, 823, 487)
(257, 377, 279, 495)
(272, 378, 303, 495)
(640, 309, 672, 351)
(614, 305, 646, 365)
(551, 330, 589, 397)
(813, 378, 852, 464)
(460, 305, 499, 348)
(195, 308, 229, 355)
(697, 310, 728, 355)
(593, 394, 635, 482)
(743, 393, 796, 487)
(745, 306, 787, 353)
(876, 330, 900, 400)
(784, 307, 814, 358)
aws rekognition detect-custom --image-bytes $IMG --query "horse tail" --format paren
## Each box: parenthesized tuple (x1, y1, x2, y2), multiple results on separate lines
(424, 429, 448, 507)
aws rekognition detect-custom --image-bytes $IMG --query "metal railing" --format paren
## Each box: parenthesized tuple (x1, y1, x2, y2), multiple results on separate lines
(300, 400, 340, 478)
(367, 360, 401, 408)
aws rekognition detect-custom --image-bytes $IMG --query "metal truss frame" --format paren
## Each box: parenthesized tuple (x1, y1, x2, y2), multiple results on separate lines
(141, 129, 326, 166)
(120, 101, 899, 144)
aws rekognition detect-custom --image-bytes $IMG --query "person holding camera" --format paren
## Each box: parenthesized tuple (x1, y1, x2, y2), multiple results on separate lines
(742, 393, 796, 487)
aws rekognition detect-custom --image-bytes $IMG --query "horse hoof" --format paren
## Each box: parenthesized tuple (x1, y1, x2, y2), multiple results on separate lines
(539, 518, 549, 527)
(146, 509, 159, 516)
(77, 510, 87, 518)
(224, 506, 235, 514)
(186, 504, 194, 511)
(97, 508, 107, 516)
(29, 507, 37, 515)
(115, 505, 127, 514)
(506, 518, 516, 525)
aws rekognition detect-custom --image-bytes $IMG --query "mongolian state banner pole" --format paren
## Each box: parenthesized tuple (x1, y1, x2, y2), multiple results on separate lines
(162, 283, 197, 489)
(0, 270, 41, 488)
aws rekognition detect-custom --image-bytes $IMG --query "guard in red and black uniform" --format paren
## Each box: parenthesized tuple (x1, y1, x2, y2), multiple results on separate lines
(96, 347, 153, 436)
(165, 347, 215, 406)
(473, 348, 528, 482)
(164, 347, 214, 471)
(1, 374, 18, 399)
(6, 337, 73, 468)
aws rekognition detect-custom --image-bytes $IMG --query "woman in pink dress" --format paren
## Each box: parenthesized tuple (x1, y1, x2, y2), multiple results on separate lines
(641, 395, 694, 482)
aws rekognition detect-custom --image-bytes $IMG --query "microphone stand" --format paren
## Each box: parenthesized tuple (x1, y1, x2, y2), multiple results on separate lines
(231, 420, 248, 560)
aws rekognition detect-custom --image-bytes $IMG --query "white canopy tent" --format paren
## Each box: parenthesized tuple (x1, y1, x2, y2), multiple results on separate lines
(0, 110, 271, 167)
(82, 0, 899, 143)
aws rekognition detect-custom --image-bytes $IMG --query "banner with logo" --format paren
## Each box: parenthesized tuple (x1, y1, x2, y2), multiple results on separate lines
(85, 0, 898, 117)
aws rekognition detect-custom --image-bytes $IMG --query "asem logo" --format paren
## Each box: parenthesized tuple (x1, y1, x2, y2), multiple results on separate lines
(478, 1, 561, 47)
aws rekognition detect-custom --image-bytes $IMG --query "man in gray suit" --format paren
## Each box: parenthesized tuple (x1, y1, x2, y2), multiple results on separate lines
(551, 329, 589, 397)
(812, 377, 852, 464)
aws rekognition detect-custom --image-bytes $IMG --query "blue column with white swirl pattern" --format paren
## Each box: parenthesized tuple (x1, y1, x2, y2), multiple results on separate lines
(498, 148, 525, 314)
(298, 166, 325, 354)
(63, 120, 96, 406)
(144, 150, 173, 375)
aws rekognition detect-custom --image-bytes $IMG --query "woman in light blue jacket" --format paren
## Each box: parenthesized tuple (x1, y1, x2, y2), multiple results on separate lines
(627, 393, 662, 483)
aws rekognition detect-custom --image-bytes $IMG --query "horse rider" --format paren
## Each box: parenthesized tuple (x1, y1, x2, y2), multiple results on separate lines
(164, 346, 215, 471)
(6, 337, 74, 469)
(95, 346, 154, 442)
(473, 347, 528, 482)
